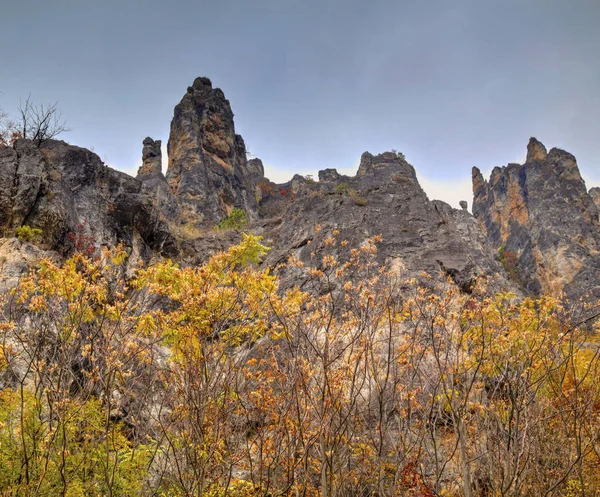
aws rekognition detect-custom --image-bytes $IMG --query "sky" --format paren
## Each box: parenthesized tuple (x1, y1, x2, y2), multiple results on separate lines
(1, 0, 599, 209)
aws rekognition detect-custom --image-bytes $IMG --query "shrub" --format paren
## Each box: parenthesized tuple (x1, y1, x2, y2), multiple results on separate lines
(335, 182, 348, 193)
(15, 225, 42, 242)
(217, 208, 248, 231)
(349, 189, 367, 206)
(391, 148, 406, 161)
(498, 244, 521, 280)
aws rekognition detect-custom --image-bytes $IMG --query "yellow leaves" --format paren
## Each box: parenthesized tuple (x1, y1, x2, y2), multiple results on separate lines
(324, 235, 335, 246)
(136, 313, 157, 335)
(27, 294, 47, 312)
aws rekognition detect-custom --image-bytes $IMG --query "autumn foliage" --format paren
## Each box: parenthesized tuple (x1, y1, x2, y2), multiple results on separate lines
(1, 231, 600, 496)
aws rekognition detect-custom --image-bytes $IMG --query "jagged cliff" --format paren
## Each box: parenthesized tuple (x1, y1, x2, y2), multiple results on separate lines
(472, 137, 600, 300)
(1, 78, 598, 302)
(0, 139, 177, 262)
(256, 151, 506, 292)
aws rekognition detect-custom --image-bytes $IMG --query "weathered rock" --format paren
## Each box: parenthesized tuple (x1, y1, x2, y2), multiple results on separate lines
(0, 237, 56, 292)
(459, 200, 468, 211)
(590, 187, 600, 211)
(0, 146, 19, 230)
(0, 139, 178, 268)
(10, 140, 46, 227)
(258, 151, 509, 292)
(137, 137, 163, 179)
(526, 137, 547, 162)
(136, 137, 179, 221)
(472, 138, 600, 300)
(166, 77, 264, 227)
(319, 168, 342, 183)
(246, 158, 265, 179)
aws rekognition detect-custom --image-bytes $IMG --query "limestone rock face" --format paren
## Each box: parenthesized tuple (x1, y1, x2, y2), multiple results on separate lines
(590, 187, 600, 211)
(137, 137, 163, 179)
(0, 139, 178, 263)
(166, 77, 263, 226)
(136, 137, 179, 221)
(257, 151, 509, 292)
(0, 140, 46, 230)
(526, 137, 547, 162)
(472, 139, 600, 299)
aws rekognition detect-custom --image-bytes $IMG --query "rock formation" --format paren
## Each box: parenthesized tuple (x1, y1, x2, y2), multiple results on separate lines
(0, 139, 177, 266)
(472, 137, 600, 299)
(2, 78, 600, 304)
(166, 77, 263, 227)
(137, 137, 163, 180)
(137, 137, 179, 221)
(590, 187, 600, 211)
(257, 151, 508, 292)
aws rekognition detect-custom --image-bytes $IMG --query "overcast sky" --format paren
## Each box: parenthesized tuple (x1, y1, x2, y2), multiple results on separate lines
(1, 0, 599, 208)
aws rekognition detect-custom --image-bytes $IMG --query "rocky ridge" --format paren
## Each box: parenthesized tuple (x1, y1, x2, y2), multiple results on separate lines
(0, 78, 598, 302)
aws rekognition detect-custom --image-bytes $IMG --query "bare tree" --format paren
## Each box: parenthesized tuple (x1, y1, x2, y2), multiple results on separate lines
(0, 108, 16, 146)
(17, 95, 69, 145)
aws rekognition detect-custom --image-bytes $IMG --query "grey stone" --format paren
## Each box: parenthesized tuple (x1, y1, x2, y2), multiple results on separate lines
(472, 138, 600, 300)
(166, 76, 264, 227)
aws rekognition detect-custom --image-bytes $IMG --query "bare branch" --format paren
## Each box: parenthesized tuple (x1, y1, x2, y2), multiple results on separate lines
(17, 95, 70, 145)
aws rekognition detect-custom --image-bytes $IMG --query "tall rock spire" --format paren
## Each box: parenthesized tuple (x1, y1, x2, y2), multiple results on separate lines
(166, 77, 263, 226)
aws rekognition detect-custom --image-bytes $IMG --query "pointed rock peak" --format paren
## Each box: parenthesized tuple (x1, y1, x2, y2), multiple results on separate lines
(166, 77, 260, 226)
(526, 137, 547, 163)
(137, 137, 162, 177)
(471, 166, 487, 193)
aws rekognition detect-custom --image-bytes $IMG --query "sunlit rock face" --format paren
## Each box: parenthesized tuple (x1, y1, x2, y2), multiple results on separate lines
(166, 77, 264, 227)
(472, 137, 600, 299)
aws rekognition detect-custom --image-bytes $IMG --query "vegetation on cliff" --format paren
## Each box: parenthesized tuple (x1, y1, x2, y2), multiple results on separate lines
(1, 231, 599, 496)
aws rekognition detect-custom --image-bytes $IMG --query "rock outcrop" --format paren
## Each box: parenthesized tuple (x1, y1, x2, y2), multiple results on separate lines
(166, 77, 263, 227)
(0, 139, 178, 265)
(137, 137, 179, 222)
(3, 78, 600, 305)
(137, 137, 163, 181)
(258, 151, 509, 292)
(590, 187, 600, 211)
(472, 137, 600, 299)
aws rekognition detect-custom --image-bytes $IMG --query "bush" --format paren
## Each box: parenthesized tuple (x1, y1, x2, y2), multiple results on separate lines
(335, 182, 348, 194)
(216, 208, 248, 231)
(15, 225, 42, 242)
(349, 189, 367, 206)
(498, 244, 520, 278)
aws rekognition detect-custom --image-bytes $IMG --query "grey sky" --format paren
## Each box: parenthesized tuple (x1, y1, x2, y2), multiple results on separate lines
(1, 0, 599, 208)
